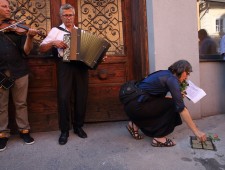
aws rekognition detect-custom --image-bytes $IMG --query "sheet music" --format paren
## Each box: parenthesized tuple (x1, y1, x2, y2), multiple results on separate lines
(185, 80, 206, 103)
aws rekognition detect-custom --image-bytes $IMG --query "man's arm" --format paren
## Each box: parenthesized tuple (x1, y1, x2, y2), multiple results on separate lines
(24, 29, 39, 55)
(39, 40, 68, 53)
(39, 41, 55, 53)
(39, 27, 68, 53)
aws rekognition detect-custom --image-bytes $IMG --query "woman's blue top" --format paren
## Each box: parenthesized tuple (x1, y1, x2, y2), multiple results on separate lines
(138, 70, 185, 113)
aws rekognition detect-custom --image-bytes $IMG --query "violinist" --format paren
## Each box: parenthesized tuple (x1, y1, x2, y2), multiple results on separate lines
(0, 0, 38, 152)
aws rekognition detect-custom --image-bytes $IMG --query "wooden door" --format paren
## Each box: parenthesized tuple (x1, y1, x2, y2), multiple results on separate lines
(73, 0, 148, 122)
(64, 0, 133, 122)
(8, 0, 148, 132)
(25, 0, 61, 131)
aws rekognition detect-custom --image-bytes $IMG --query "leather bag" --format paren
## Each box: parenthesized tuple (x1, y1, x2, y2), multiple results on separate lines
(119, 80, 145, 104)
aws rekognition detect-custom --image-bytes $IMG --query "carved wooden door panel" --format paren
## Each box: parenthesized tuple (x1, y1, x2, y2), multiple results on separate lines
(66, 0, 134, 122)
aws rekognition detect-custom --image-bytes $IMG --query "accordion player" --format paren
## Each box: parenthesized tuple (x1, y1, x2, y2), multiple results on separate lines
(63, 28, 111, 69)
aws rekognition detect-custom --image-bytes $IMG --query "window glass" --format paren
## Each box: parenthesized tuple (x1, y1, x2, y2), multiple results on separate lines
(199, 0, 225, 58)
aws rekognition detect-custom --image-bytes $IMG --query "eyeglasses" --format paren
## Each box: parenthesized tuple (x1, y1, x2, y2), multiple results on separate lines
(62, 14, 74, 18)
(186, 71, 190, 76)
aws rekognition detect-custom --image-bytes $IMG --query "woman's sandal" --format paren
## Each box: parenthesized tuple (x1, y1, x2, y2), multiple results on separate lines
(126, 122, 143, 140)
(151, 138, 175, 147)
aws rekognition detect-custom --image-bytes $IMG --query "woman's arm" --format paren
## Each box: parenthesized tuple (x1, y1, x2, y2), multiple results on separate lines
(180, 107, 206, 142)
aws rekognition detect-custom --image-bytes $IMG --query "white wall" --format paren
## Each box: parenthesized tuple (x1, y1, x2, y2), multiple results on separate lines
(200, 62, 225, 116)
(146, 0, 202, 118)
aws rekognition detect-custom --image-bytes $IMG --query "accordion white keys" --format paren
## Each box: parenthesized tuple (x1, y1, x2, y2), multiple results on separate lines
(63, 28, 111, 69)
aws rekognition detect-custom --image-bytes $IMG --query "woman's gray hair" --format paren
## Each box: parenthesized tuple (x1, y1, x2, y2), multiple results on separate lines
(168, 60, 193, 78)
(59, 4, 75, 16)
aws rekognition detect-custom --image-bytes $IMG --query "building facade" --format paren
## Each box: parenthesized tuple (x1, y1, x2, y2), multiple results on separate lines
(7, 0, 225, 132)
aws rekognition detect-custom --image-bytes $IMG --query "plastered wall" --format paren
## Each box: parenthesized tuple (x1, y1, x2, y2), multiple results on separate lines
(146, 0, 202, 119)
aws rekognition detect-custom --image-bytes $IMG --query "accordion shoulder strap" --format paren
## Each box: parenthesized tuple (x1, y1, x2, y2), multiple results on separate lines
(56, 26, 70, 34)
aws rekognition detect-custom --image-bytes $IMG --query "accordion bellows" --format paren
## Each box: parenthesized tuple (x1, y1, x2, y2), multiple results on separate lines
(63, 28, 111, 69)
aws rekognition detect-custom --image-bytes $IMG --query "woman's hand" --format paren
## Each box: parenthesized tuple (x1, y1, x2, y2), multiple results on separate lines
(194, 130, 207, 142)
(181, 91, 187, 98)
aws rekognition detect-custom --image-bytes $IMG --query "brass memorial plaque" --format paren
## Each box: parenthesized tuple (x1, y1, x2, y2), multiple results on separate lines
(190, 136, 216, 151)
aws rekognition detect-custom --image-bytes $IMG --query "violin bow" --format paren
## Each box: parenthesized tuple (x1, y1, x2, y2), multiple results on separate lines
(0, 19, 26, 32)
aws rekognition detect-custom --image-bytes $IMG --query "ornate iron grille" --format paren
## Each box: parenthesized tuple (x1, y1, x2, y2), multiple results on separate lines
(9, 0, 51, 43)
(78, 0, 125, 55)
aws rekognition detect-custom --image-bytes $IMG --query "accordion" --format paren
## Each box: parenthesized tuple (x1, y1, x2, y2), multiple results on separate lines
(63, 28, 111, 69)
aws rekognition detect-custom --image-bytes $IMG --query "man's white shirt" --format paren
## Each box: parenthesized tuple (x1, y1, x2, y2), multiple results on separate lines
(40, 24, 78, 57)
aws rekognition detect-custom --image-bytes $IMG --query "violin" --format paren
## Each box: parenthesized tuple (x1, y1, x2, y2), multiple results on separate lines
(0, 19, 45, 38)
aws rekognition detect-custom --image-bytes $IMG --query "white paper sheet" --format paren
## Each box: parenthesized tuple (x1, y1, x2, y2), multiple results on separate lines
(185, 80, 206, 103)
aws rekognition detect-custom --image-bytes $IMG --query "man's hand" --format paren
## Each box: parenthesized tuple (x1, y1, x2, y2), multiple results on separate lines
(27, 28, 39, 38)
(24, 28, 39, 54)
(52, 40, 68, 49)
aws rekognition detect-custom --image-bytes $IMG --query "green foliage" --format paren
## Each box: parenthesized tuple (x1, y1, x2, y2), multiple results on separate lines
(180, 80, 189, 92)
(208, 133, 220, 142)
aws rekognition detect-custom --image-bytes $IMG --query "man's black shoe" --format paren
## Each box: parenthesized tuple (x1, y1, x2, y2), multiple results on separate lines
(20, 132, 35, 144)
(59, 131, 69, 145)
(74, 127, 87, 138)
(0, 138, 8, 152)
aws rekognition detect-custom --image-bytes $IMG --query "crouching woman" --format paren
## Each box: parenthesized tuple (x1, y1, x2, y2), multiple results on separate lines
(124, 60, 206, 147)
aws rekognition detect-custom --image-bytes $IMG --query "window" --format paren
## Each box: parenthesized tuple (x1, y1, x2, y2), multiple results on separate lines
(216, 19, 223, 32)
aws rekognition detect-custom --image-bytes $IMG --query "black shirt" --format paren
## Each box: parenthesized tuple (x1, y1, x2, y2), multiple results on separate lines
(0, 31, 29, 79)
